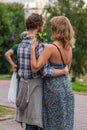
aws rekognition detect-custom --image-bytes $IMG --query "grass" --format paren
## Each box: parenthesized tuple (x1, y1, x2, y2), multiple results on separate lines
(72, 81, 87, 93)
(0, 74, 87, 93)
(0, 106, 15, 118)
(0, 74, 11, 80)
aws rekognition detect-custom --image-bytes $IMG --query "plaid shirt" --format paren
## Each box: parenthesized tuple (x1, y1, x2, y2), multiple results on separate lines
(17, 37, 54, 79)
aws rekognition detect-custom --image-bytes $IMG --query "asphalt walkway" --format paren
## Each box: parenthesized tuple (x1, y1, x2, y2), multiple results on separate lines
(0, 80, 87, 130)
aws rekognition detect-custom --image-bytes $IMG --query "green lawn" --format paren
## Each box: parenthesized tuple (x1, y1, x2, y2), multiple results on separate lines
(0, 106, 15, 118)
(0, 74, 11, 80)
(72, 81, 87, 93)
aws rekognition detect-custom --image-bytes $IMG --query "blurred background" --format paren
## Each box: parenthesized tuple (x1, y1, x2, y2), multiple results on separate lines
(0, 0, 87, 93)
(0, 1, 87, 130)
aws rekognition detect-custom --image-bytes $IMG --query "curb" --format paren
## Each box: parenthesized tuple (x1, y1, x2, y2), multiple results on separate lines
(74, 91, 87, 96)
(0, 104, 15, 109)
(0, 102, 15, 109)
(0, 115, 14, 121)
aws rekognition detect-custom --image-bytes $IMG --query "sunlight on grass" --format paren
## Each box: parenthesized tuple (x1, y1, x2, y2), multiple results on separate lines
(72, 81, 87, 93)
(0, 74, 11, 80)
(0, 106, 15, 117)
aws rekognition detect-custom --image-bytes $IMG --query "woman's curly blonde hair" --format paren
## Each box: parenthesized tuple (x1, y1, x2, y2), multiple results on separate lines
(51, 16, 75, 49)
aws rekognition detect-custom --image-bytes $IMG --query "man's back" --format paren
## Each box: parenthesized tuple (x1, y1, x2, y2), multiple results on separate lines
(17, 36, 44, 79)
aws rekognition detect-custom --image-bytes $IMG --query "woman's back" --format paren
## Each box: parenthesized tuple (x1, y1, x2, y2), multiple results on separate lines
(47, 42, 72, 70)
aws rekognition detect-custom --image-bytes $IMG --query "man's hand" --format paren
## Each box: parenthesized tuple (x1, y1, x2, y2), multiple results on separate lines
(32, 38, 39, 48)
(12, 64, 17, 72)
(64, 65, 69, 75)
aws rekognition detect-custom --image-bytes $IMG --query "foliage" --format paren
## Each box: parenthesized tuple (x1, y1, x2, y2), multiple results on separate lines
(44, 0, 87, 77)
(36, 32, 47, 42)
(0, 3, 25, 74)
(72, 81, 87, 93)
(43, 5, 60, 42)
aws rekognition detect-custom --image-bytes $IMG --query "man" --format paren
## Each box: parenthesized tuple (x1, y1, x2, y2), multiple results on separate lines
(5, 13, 68, 130)
(4, 31, 28, 72)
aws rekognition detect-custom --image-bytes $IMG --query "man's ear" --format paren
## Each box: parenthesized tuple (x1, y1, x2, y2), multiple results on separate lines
(37, 26, 42, 32)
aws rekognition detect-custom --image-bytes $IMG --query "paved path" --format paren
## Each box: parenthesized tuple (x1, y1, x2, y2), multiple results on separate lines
(0, 119, 24, 130)
(0, 80, 87, 130)
(74, 94, 87, 130)
(0, 80, 15, 108)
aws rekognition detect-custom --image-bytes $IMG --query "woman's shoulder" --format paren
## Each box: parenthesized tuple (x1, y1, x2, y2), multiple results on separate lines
(43, 44, 55, 56)
(44, 43, 55, 48)
(44, 44, 55, 53)
(65, 47, 72, 53)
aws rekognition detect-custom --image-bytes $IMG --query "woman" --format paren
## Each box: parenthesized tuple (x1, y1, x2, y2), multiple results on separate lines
(31, 16, 75, 130)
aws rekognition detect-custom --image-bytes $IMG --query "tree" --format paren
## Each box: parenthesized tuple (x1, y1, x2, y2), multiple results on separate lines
(44, 4, 60, 42)
(0, 3, 25, 74)
(44, 0, 87, 77)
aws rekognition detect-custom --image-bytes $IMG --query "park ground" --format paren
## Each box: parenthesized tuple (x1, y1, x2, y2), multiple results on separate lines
(0, 80, 87, 130)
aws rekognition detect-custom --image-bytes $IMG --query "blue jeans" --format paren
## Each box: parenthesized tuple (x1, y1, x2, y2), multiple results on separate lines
(25, 124, 38, 130)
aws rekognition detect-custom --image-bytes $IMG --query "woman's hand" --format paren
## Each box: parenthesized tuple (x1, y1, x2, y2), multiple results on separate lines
(32, 38, 39, 48)
(64, 65, 69, 75)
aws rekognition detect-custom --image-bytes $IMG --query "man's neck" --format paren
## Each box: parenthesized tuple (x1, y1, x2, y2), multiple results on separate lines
(27, 30, 38, 37)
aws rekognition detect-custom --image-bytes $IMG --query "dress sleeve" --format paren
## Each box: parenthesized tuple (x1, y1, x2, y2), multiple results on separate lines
(40, 62, 54, 77)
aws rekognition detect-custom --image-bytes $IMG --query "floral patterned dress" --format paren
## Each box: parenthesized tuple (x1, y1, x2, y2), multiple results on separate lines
(43, 44, 74, 130)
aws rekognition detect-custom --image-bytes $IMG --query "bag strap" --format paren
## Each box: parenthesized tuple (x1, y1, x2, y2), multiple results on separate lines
(52, 44, 65, 64)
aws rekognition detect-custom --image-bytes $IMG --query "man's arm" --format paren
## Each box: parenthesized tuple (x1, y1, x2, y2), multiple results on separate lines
(4, 49, 17, 72)
(52, 66, 69, 77)
(40, 62, 69, 77)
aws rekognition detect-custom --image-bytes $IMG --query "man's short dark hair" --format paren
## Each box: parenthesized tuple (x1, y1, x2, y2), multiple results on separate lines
(26, 13, 44, 30)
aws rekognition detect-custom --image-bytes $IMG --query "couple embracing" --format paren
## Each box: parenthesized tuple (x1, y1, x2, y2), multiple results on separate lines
(13, 13, 75, 130)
